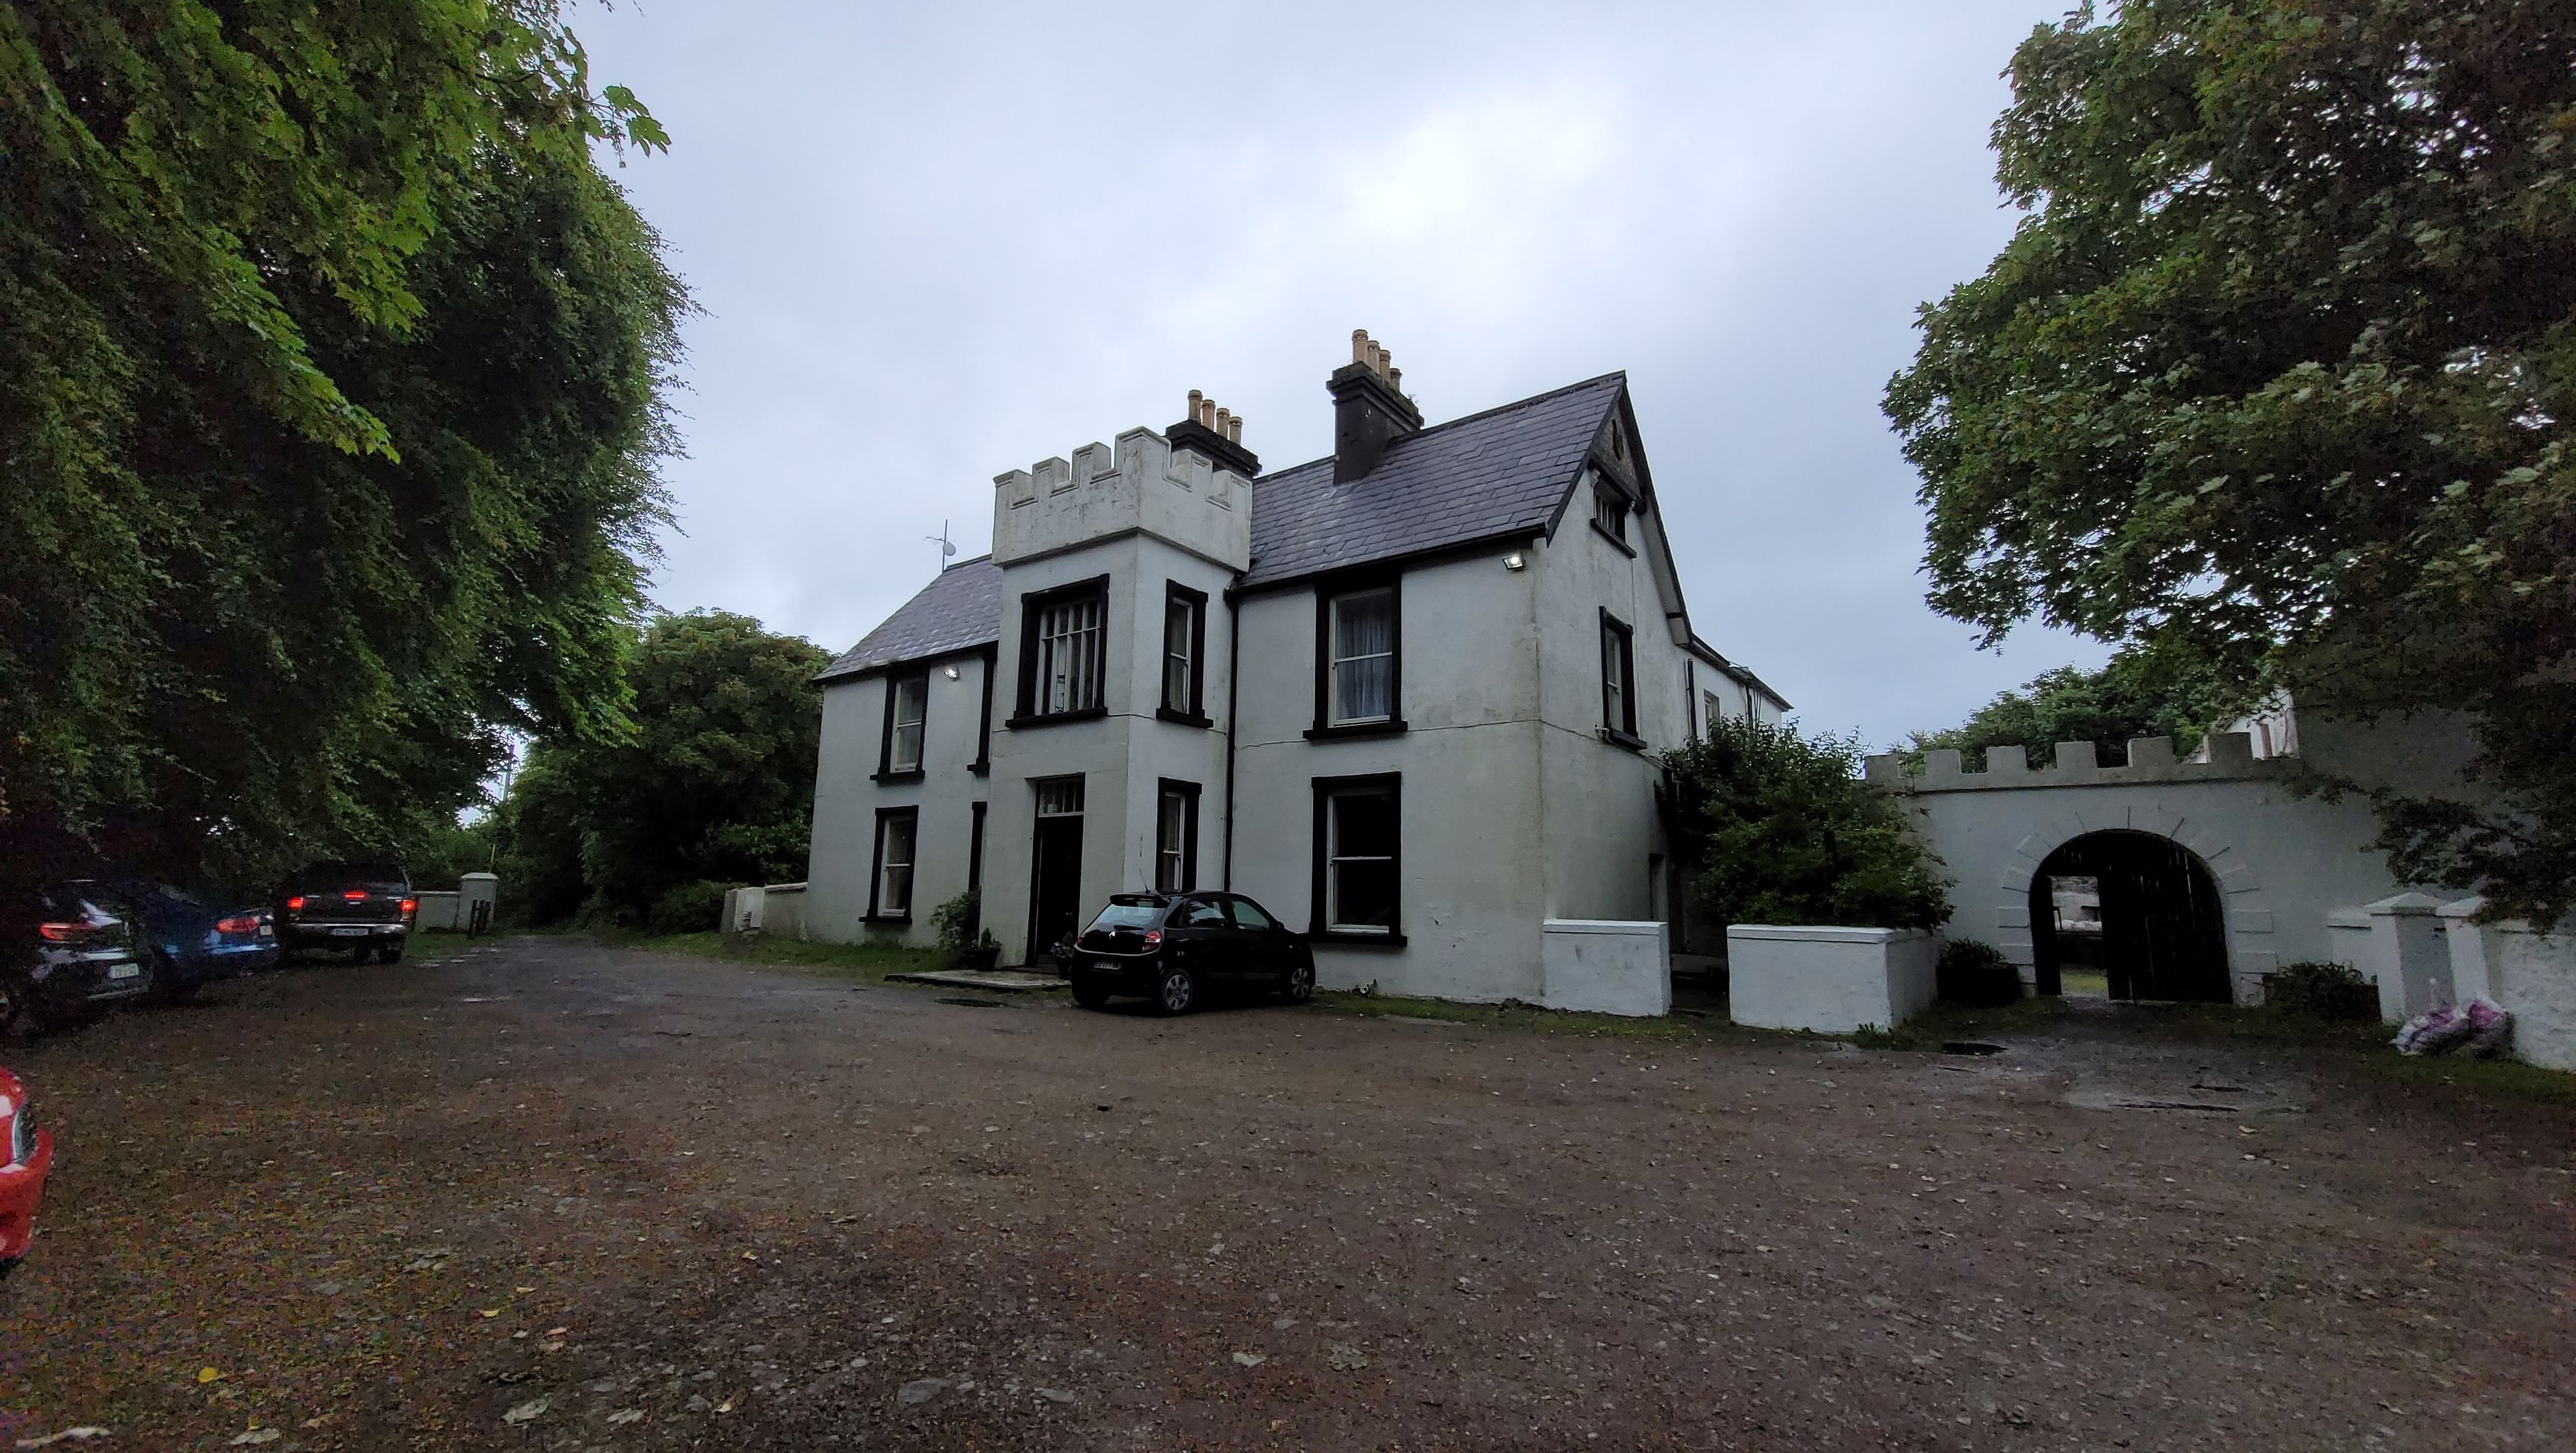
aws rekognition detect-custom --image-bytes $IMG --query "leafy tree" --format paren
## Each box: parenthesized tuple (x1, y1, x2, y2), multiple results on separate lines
(0, 2, 680, 898)
(1912, 644, 2240, 768)
(1885, 0, 2576, 922)
(500, 612, 829, 924)
(1666, 718, 1952, 932)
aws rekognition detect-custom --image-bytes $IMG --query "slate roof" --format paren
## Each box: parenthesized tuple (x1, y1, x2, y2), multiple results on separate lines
(814, 554, 1003, 683)
(819, 372, 1632, 678)
(1240, 372, 1626, 588)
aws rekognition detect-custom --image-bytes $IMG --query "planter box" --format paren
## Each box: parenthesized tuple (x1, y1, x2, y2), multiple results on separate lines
(1726, 926, 1940, 1034)
(957, 944, 1002, 973)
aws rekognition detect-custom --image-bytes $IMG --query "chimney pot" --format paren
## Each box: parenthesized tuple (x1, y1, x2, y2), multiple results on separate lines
(1352, 328, 1369, 362)
(1199, 398, 1216, 428)
(1214, 406, 1230, 435)
(1226, 416, 1242, 443)
(1187, 387, 1203, 416)
(1328, 327, 1424, 484)
(1389, 365, 1402, 390)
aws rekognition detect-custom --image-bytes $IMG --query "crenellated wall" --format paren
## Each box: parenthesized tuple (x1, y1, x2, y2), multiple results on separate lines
(991, 427, 1252, 572)
(1863, 731, 2278, 792)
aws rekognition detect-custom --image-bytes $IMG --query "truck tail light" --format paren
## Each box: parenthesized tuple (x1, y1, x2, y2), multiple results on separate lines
(285, 895, 306, 912)
(399, 898, 417, 915)
(342, 890, 367, 902)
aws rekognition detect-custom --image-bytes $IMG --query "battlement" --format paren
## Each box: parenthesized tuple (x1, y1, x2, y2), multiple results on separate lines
(990, 424, 1252, 570)
(1864, 732, 2294, 793)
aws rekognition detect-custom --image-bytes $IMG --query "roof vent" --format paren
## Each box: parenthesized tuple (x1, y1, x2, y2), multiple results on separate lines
(1327, 328, 1423, 484)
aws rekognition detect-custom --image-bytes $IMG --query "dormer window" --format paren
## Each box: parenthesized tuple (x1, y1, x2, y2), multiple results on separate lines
(1593, 478, 1631, 546)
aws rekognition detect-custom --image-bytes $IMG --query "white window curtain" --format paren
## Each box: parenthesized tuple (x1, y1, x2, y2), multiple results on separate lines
(1330, 588, 1395, 725)
(1038, 595, 1105, 715)
(878, 815, 916, 916)
(890, 676, 926, 770)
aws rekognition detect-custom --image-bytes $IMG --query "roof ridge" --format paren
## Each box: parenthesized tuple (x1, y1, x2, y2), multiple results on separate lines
(943, 552, 994, 570)
(1252, 369, 1627, 485)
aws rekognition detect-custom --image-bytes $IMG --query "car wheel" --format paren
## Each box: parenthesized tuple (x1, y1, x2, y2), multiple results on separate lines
(381, 945, 404, 964)
(1153, 965, 1197, 1016)
(28, 1000, 92, 1036)
(0, 973, 25, 1033)
(152, 955, 200, 1005)
(1279, 960, 1315, 1004)
(1072, 979, 1112, 1010)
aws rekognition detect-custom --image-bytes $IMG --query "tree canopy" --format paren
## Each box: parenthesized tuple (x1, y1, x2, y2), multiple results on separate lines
(1885, 0, 2576, 921)
(1912, 645, 2240, 769)
(1, 2, 680, 893)
(1666, 718, 1951, 932)
(495, 611, 829, 926)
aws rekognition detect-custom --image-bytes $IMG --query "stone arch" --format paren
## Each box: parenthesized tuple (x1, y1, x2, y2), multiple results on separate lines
(1987, 802, 2279, 1005)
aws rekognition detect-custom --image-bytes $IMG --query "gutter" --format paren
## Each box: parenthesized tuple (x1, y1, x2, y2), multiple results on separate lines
(1221, 576, 1243, 888)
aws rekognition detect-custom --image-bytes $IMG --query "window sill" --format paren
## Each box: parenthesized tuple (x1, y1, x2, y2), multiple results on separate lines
(1598, 726, 1647, 751)
(1156, 707, 1215, 729)
(1305, 719, 1408, 742)
(1311, 929, 1409, 947)
(1591, 520, 1636, 556)
(1006, 706, 1109, 730)
(863, 913, 912, 926)
(871, 768, 926, 785)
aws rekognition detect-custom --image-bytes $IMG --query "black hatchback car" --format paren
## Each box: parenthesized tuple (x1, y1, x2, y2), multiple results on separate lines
(1062, 891, 1315, 1015)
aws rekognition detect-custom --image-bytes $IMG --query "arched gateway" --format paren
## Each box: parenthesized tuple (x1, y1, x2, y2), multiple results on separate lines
(1864, 731, 2423, 1005)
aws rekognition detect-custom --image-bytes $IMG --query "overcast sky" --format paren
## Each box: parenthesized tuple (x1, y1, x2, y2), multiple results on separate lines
(574, 0, 2111, 749)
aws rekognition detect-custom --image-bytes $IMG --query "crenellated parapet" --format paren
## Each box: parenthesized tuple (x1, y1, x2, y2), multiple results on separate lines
(1864, 732, 2292, 793)
(990, 422, 1253, 571)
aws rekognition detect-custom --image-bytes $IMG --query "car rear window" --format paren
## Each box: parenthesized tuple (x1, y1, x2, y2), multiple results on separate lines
(297, 862, 408, 892)
(1087, 903, 1163, 931)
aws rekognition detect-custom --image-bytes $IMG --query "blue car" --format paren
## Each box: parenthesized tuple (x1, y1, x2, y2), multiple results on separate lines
(76, 879, 278, 1003)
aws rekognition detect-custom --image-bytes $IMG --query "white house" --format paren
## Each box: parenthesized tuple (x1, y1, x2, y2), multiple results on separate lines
(802, 333, 1786, 1002)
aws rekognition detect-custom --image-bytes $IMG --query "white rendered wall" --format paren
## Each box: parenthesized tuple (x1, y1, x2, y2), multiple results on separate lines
(2442, 901, 2576, 1071)
(1227, 549, 1550, 1001)
(1542, 919, 1671, 1016)
(804, 652, 994, 947)
(1727, 926, 1940, 1033)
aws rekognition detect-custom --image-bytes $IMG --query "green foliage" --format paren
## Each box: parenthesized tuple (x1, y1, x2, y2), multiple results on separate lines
(0, 2, 681, 896)
(495, 611, 829, 924)
(1884, 0, 2576, 922)
(646, 879, 733, 938)
(928, 889, 993, 958)
(2262, 960, 2379, 1020)
(1912, 643, 2241, 768)
(1665, 717, 1952, 932)
(1936, 939, 2025, 1008)
(401, 817, 499, 894)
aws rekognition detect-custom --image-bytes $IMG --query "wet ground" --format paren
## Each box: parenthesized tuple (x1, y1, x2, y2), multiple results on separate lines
(2, 935, 2571, 1450)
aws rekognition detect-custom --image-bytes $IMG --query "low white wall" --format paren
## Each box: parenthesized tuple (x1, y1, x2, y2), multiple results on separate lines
(723, 885, 765, 935)
(1727, 926, 1940, 1034)
(2441, 900, 2576, 1072)
(1540, 919, 1669, 1017)
(413, 891, 462, 932)
(761, 882, 808, 942)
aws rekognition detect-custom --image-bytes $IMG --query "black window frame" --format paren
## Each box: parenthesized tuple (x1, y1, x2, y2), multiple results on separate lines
(1600, 609, 1642, 749)
(969, 644, 996, 775)
(1010, 574, 1112, 728)
(1308, 772, 1405, 946)
(1307, 571, 1407, 740)
(1154, 778, 1201, 893)
(1591, 474, 1635, 555)
(1156, 581, 1211, 726)
(873, 669, 929, 783)
(865, 805, 920, 923)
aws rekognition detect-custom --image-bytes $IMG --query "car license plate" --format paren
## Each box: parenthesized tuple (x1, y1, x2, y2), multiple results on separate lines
(108, 963, 142, 979)
(258, 925, 275, 938)
(331, 926, 369, 936)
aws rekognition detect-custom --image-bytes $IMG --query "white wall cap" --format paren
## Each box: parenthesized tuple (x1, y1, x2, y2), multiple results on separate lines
(458, 872, 499, 883)
(1725, 925, 1930, 944)
(2326, 908, 2372, 929)
(764, 882, 810, 895)
(2435, 895, 2488, 920)
(2365, 891, 2444, 916)
(1543, 919, 1667, 935)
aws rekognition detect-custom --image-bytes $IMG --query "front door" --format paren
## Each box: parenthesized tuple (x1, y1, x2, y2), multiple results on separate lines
(1028, 776, 1086, 957)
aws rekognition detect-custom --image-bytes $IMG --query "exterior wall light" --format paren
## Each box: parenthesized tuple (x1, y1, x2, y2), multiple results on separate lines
(1502, 552, 1526, 571)
(944, 664, 961, 680)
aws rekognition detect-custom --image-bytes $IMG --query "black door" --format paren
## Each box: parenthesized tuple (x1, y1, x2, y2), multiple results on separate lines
(1028, 815, 1084, 957)
(2029, 831, 2232, 1003)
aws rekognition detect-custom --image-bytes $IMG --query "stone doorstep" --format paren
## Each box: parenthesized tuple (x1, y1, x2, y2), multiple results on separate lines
(885, 969, 1067, 993)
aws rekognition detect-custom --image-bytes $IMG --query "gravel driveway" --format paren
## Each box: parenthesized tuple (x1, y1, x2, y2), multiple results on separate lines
(2, 935, 2569, 1450)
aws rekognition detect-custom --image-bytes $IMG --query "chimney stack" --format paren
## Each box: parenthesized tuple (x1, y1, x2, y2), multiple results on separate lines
(1165, 387, 1261, 478)
(1328, 328, 1423, 484)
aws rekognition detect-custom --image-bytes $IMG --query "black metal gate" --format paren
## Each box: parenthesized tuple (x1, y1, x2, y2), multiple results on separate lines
(2028, 831, 2232, 1003)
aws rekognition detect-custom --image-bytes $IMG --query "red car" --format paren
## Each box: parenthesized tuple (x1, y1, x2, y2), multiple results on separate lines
(0, 1067, 53, 1279)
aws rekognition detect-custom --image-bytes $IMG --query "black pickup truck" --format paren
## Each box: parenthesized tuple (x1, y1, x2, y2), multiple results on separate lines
(275, 862, 416, 963)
